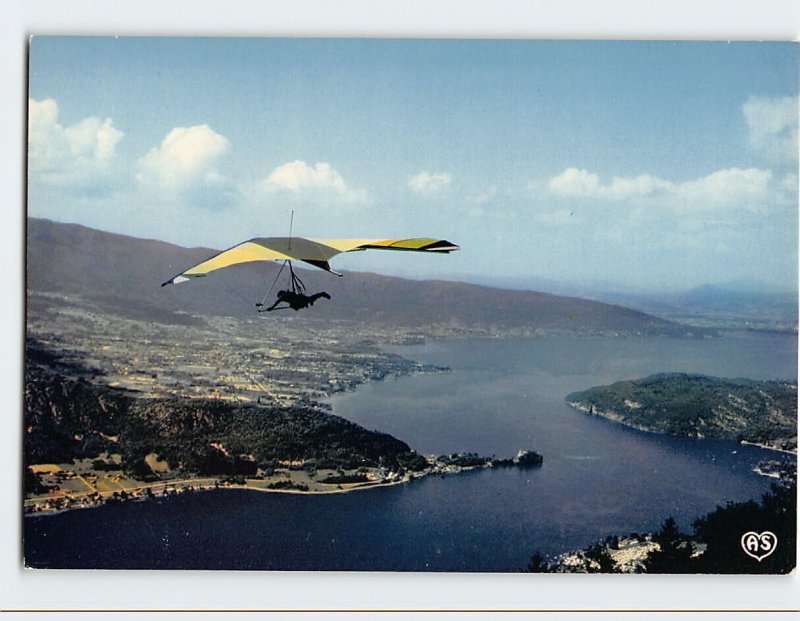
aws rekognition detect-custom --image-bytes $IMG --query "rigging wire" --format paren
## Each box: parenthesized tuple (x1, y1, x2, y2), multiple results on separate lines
(255, 260, 308, 312)
(256, 260, 289, 309)
(256, 210, 306, 312)
(288, 209, 294, 251)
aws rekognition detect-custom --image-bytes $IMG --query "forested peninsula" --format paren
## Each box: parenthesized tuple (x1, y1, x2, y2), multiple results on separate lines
(566, 373, 797, 453)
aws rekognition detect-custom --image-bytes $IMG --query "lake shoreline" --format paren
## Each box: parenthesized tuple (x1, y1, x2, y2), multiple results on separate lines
(24, 450, 543, 517)
(25, 332, 795, 571)
(566, 401, 798, 457)
(24, 473, 415, 518)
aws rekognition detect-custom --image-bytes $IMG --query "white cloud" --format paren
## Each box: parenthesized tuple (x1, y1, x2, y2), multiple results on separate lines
(260, 160, 369, 205)
(28, 98, 124, 190)
(605, 175, 669, 200)
(548, 168, 668, 200)
(548, 168, 600, 197)
(742, 95, 799, 162)
(547, 166, 785, 213)
(137, 124, 230, 196)
(673, 167, 773, 211)
(408, 171, 452, 197)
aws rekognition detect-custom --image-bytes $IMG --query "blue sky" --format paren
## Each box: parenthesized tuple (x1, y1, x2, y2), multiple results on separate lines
(27, 38, 798, 291)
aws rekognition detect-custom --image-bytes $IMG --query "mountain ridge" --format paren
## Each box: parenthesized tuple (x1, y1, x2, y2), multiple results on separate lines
(26, 217, 706, 336)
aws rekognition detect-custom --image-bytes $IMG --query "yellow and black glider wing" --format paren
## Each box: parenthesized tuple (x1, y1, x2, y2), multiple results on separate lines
(161, 237, 459, 286)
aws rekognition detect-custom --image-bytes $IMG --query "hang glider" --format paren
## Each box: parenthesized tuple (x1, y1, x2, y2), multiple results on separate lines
(161, 237, 459, 287)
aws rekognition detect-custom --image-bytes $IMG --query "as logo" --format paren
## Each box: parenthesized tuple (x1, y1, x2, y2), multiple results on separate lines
(740, 531, 778, 562)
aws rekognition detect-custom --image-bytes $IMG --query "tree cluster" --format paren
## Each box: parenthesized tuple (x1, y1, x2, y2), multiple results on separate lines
(524, 481, 796, 574)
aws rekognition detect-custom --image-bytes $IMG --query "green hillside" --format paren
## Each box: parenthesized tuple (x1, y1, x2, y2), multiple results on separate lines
(567, 373, 797, 451)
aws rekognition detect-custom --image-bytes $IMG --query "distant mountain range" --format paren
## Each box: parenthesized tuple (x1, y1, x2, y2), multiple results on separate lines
(26, 218, 706, 336)
(676, 283, 797, 312)
(584, 285, 797, 333)
(481, 274, 797, 333)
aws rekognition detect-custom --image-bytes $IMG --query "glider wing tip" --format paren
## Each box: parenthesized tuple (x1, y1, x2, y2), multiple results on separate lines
(162, 275, 191, 286)
(434, 241, 459, 253)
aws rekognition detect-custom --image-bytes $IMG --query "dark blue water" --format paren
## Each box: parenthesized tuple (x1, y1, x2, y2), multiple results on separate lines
(24, 332, 797, 571)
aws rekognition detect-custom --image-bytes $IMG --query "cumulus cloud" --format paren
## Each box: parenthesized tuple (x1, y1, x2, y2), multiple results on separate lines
(673, 167, 773, 211)
(408, 171, 452, 198)
(137, 125, 232, 206)
(260, 160, 369, 205)
(28, 98, 123, 190)
(547, 166, 785, 213)
(742, 95, 799, 162)
(548, 168, 599, 197)
(548, 168, 669, 200)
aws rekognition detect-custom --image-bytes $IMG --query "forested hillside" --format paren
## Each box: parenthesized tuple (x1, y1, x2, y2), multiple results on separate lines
(25, 339, 427, 477)
(567, 373, 797, 451)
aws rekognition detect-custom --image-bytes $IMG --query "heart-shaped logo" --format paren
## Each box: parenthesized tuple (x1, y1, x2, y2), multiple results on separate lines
(740, 531, 778, 562)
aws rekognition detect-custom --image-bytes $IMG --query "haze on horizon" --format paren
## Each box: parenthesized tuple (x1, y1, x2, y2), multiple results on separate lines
(27, 38, 799, 293)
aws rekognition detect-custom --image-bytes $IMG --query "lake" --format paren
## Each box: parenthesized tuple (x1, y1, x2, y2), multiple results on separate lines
(24, 331, 797, 571)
